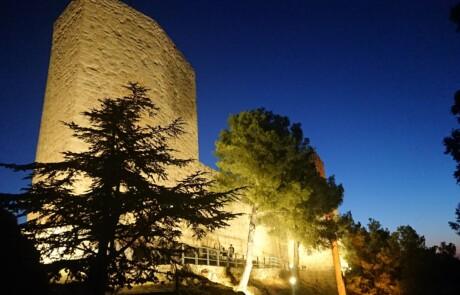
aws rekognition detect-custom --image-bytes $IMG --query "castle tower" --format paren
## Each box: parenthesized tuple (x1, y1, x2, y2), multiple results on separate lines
(36, 0, 198, 166)
(35, 1, 339, 292)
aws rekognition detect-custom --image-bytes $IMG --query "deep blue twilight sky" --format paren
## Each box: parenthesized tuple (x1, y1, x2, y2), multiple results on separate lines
(1, 0, 460, 248)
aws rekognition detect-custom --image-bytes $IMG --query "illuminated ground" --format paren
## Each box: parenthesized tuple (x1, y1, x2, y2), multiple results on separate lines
(120, 278, 335, 295)
(48, 269, 336, 294)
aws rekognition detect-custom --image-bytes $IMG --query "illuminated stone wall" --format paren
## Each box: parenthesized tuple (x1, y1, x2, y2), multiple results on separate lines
(36, 0, 198, 167)
(36, 0, 337, 292)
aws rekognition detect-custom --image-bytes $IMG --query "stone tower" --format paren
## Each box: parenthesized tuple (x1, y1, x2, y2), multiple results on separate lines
(35, 0, 339, 292)
(36, 0, 198, 166)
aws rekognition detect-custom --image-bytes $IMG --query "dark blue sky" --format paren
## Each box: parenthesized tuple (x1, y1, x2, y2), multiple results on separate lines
(1, 0, 460, 248)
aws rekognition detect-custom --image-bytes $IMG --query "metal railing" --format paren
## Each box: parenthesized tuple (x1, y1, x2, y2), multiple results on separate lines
(180, 245, 284, 268)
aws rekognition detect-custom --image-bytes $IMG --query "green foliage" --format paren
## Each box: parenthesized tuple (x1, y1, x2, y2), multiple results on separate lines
(215, 108, 342, 234)
(341, 214, 460, 295)
(215, 108, 314, 210)
(293, 176, 344, 248)
(342, 217, 401, 295)
(0, 83, 239, 294)
(214, 108, 344, 290)
(215, 107, 344, 255)
(264, 175, 344, 249)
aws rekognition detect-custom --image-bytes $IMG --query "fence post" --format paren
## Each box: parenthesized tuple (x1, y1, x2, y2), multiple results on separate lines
(217, 249, 220, 266)
(206, 248, 210, 265)
(181, 244, 185, 265)
(195, 249, 198, 265)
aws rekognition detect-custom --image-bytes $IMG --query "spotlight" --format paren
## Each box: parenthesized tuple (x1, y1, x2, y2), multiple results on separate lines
(289, 276, 297, 285)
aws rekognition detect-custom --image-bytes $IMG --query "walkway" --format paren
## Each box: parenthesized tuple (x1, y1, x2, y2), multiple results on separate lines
(180, 245, 285, 269)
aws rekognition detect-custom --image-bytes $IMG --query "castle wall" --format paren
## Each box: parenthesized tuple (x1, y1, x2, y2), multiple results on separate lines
(35, 0, 84, 163)
(36, 0, 198, 166)
(35, 0, 338, 292)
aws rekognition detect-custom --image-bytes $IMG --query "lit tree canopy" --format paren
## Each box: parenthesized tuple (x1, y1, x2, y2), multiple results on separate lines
(214, 108, 342, 291)
(215, 108, 316, 211)
(289, 176, 344, 248)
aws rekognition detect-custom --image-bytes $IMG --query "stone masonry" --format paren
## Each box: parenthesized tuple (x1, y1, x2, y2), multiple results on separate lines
(36, 0, 198, 165)
(35, 0, 337, 292)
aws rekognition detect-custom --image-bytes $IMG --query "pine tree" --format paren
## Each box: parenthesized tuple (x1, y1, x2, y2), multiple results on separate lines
(341, 217, 402, 295)
(214, 108, 327, 292)
(444, 90, 460, 236)
(0, 83, 239, 295)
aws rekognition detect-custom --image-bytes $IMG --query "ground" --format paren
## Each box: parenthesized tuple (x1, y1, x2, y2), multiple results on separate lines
(49, 271, 336, 295)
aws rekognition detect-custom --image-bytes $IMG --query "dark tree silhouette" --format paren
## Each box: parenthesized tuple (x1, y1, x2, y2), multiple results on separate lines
(444, 92, 460, 235)
(444, 3, 460, 235)
(341, 214, 460, 295)
(0, 208, 48, 295)
(341, 217, 401, 295)
(451, 3, 460, 31)
(0, 83, 239, 295)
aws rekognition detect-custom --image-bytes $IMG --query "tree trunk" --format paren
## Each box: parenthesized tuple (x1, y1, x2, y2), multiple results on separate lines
(174, 266, 180, 294)
(331, 240, 346, 295)
(237, 205, 257, 292)
(87, 240, 110, 295)
(277, 238, 283, 264)
(293, 240, 300, 278)
(88, 212, 117, 295)
(87, 185, 119, 295)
